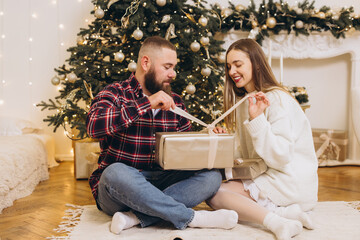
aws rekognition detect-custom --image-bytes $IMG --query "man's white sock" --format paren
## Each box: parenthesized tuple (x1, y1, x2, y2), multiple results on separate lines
(274, 204, 314, 229)
(263, 212, 302, 240)
(188, 209, 238, 229)
(110, 211, 140, 234)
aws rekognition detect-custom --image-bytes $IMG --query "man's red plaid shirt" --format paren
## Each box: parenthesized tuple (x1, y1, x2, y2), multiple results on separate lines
(86, 74, 191, 200)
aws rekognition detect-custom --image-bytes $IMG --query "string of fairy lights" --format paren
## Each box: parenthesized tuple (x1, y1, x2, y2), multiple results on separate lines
(28, 0, 35, 116)
(0, 0, 4, 107)
(0, 0, 90, 157)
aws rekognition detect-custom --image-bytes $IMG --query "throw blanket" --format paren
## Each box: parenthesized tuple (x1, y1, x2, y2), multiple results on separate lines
(0, 134, 49, 213)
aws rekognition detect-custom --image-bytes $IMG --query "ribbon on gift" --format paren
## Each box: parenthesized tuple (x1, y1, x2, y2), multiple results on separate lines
(171, 94, 250, 169)
(315, 130, 342, 161)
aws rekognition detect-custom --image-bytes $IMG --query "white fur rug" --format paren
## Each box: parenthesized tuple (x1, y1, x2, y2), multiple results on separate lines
(49, 201, 360, 240)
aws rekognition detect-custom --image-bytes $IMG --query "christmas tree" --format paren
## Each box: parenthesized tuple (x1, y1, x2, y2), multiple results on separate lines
(38, 0, 226, 139)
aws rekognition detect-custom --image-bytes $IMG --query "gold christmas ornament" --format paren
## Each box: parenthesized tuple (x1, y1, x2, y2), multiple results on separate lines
(51, 76, 60, 86)
(67, 72, 77, 83)
(132, 27, 143, 40)
(94, 8, 105, 19)
(295, 20, 304, 29)
(317, 12, 326, 19)
(114, 51, 125, 62)
(156, 0, 166, 7)
(198, 16, 208, 27)
(186, 83, 196, 94)
(266, 17, 277, 28)
(190, 41, 201, 52)
(201, 67, 211, 77)
(200, 36, 210, 46)
(251, 21, 258, 28)
(128, 62, 137, 72)
(261, 24, 267, 30)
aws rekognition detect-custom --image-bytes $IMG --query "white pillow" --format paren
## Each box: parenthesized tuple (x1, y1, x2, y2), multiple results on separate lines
(0, 116, 42, 136)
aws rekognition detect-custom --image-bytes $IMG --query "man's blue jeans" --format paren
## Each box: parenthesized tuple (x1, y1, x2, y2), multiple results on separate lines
(96, 162, 222, 230)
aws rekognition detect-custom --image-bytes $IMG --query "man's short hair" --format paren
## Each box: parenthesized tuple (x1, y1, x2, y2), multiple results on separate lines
(138, 36, 176, 60)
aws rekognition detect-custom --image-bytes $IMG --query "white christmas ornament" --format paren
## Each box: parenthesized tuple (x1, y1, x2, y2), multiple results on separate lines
(128, 62, 137, 72)
(133, 28, 143, 40)
(67, 72, 77, 83)
(51, 76, 60, 85)
(156, 0, 166, 7)
(295, 7, 303, 15)
(161, 15, 171, 23)
(95, 8, 105, 19)
(186, 83, 196, 94)
(248, 27, 259, 39)
(190, 41, 201, 52)
(114, 51, 125, 62)
(198, 16, 208, 27)
(221, 8, 233, 18)
(235, 4, 246, 12)
(201, 67, 211, 77)
(295, 20, 304, 29)
(200, 36, 210, 45)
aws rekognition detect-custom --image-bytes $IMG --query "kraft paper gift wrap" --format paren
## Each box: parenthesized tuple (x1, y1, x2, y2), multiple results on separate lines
(225, 158, 268, 180)
(312, 128, 348, 162)
(155, 95, 251, 170)
(155, 132, 234, 170)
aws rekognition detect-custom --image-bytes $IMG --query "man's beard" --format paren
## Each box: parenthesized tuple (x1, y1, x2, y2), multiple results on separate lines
(144, 68, 172, 96)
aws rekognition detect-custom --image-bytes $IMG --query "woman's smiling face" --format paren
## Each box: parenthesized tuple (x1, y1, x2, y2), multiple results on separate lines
(226, 49, 255, 93)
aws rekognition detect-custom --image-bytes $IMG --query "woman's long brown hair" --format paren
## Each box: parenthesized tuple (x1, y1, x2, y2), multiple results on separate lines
(223, 38, 288, 132)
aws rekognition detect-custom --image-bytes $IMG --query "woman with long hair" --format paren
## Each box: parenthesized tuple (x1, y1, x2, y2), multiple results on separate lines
(208, 39, 318, 240)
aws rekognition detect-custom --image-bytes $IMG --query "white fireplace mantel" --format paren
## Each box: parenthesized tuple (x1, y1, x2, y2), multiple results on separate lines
(219, 30, 360, 164)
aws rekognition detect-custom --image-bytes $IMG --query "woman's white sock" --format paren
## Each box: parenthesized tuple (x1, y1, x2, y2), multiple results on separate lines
(263, 212, 302, 240)
(188, 209, 238, 229)
(110, 211, 140, 234)
(274, 204, 314, 229)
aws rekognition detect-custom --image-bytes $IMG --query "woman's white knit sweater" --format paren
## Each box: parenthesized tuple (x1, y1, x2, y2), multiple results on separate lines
(234, 89, 318, 211)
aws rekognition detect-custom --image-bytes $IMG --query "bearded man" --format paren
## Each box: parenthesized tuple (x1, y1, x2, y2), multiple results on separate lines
(86, 36, 238, 234)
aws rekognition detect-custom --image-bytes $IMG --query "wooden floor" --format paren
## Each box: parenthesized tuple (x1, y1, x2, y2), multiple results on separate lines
(1, 162, 360, 240)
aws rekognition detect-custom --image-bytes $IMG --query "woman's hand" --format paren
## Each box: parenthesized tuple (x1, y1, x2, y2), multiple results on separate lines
(213, 126, 227, 134)
(248, 92, 270, 120)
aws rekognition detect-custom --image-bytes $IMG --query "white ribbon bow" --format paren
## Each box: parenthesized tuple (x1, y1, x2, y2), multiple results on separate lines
(170, 95, 250, 169)
(315, 130, 341, 161)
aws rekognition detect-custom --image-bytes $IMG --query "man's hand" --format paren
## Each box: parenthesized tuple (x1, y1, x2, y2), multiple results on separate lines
(147, 91, 176, 110)
(248, 92, 270, 120)
(213, 126, 227, 134)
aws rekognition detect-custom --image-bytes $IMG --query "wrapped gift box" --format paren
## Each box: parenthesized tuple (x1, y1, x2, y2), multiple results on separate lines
(312, 128, 348, 162)
(155, 132, 234, 170)
(73, 138, 100, 179)
(225, 158, 268, 180)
